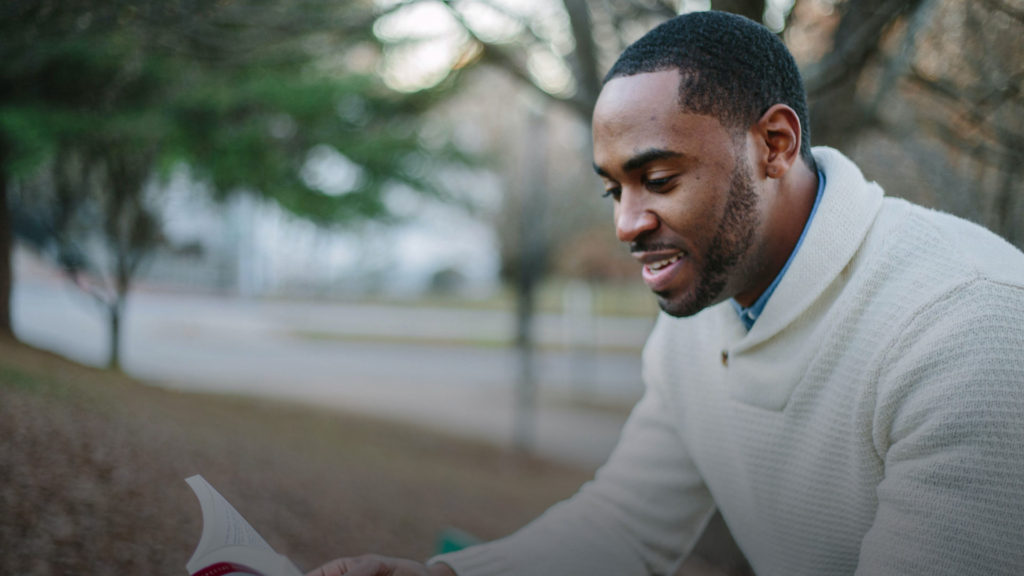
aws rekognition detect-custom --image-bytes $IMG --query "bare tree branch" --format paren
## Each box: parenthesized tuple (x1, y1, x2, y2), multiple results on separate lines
(438, 0, 596, 118)
(804, 0, 925, 97)
(65, 269, 115, 309)
(622, 0, 678, 20)
(978, 0, 1024, 25)
(906, 66, 1024, 146)
(563, 0, 603, 113)
(458, 0, 554, 47)
(866, 0, 939, 117)
(712, 0, 766, 23)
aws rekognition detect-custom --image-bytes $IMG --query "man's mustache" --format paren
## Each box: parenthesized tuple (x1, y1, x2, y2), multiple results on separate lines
(629, 240, 683, 254)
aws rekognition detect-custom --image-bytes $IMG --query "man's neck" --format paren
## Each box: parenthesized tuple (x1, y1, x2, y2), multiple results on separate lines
(734, 160, 820, 309)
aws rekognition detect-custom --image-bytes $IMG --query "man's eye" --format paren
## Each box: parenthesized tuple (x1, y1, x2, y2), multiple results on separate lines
(645, 176, 672, 192)
(601, 187, 621, 200)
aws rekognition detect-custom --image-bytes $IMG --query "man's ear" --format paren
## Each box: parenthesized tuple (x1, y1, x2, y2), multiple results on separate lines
(756, 104, 802, 180)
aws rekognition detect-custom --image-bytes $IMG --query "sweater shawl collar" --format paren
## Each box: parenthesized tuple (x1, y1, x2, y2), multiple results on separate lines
(731, 147, 884, 352)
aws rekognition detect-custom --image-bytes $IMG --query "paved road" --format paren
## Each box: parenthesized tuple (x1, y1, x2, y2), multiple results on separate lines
(13, 272, 654, 469)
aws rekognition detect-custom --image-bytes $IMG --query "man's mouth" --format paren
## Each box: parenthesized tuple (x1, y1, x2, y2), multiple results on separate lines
(640, 250, 687, 291)
(646, 253, 682, 272)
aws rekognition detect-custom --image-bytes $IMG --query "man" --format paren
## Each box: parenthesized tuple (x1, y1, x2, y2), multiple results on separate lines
(311, 11, 1024, 576)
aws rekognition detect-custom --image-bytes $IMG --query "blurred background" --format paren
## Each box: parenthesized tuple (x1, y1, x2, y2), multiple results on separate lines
(1, 0, 1022, 574)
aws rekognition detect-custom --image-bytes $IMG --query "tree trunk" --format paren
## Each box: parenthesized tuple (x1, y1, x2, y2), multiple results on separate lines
(107, 300, 122, 371)
(0, 138, 13, 340)
(713, 0, 766, 24)
(513, 103, 548, 453)
(563, 0, 603, 114)
(995, 142, 1021, 249)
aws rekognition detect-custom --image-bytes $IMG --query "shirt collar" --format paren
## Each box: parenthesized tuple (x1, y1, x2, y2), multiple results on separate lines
(731, 170, 826, 330)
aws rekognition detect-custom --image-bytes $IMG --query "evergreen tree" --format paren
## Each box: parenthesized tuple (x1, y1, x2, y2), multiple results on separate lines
(1, 0, 464, 365)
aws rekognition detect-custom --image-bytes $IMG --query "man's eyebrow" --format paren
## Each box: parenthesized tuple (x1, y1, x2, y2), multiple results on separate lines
(593, 148, 684, 178)
(622, 148, 683, 173)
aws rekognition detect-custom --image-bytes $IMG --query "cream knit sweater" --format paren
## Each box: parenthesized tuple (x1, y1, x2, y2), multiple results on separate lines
(435, 148, 1024, 576)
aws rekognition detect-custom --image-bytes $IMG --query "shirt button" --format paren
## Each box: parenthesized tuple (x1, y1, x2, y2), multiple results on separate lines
(721, 350, 729, 366)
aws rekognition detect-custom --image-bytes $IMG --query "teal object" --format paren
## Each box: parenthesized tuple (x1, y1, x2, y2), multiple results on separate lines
(436, 527, 482, 554)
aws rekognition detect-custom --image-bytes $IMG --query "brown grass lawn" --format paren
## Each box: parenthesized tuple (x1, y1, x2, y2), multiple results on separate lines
(0, 338, 591, 575)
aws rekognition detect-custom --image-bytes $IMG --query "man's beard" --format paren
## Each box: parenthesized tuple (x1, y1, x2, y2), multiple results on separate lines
(657, 160, 760, 318)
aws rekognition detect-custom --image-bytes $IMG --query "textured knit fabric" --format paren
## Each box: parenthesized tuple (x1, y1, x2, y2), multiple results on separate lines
(433, 148, 1024, 576)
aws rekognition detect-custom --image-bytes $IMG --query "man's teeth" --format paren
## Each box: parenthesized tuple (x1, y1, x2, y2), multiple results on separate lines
(648, 254, 681, 271)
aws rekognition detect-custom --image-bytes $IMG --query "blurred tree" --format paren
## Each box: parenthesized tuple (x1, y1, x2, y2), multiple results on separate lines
(0, 139, 9, 339)
(1, 0, 465, 366)
(13, 143, 165, 371)
(797, 0, 1023, 246)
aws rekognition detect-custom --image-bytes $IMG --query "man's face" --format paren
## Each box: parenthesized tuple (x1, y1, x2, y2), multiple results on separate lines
(592, 69, 765, 317)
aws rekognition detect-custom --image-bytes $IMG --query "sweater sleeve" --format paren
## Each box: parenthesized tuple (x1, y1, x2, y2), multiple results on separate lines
(432, 365, 716, 576)
(856, 279, 1024, 575)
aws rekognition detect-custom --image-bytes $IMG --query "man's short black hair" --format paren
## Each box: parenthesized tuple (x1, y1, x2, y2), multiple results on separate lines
(605, 11, 815, 167)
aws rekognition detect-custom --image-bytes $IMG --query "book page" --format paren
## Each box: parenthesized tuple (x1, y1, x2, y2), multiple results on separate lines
(186, 475, 306, 576)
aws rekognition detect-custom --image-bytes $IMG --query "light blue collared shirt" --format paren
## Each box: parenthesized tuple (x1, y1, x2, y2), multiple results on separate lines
(731, 170, 826, 330)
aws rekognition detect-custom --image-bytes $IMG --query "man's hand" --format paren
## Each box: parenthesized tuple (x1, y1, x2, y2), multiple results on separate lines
(306, 555, 456, 576)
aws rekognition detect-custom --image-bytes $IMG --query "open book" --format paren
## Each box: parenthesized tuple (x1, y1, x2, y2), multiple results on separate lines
(185, 475, 303, 576)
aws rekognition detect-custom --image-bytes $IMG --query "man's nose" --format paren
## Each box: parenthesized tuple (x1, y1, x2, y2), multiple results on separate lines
(615, 191, 658, 243)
